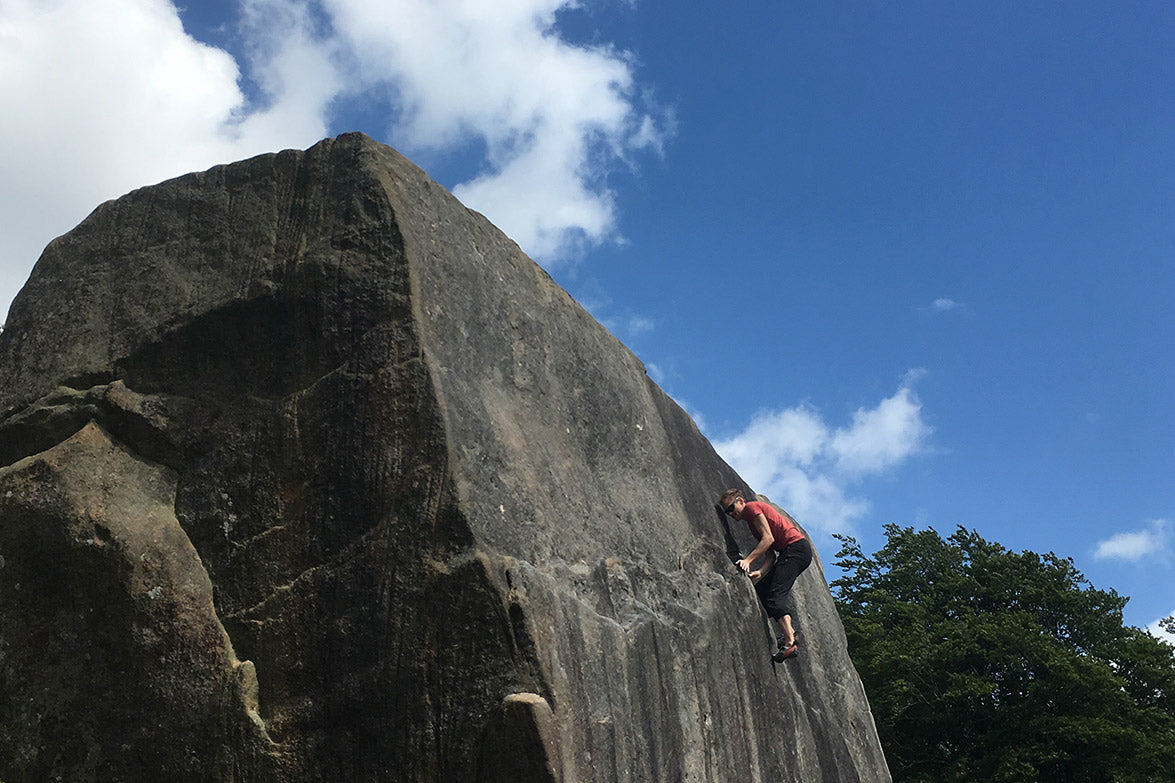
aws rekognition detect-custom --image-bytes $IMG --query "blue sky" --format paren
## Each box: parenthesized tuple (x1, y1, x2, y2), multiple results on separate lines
(1, 0, 1171, 637)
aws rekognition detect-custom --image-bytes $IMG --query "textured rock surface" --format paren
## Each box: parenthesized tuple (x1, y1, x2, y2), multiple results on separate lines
(0, 133, 890, 782)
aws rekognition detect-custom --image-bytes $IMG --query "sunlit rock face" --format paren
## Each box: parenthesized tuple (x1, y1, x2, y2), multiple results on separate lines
(0, 133, 890, 782)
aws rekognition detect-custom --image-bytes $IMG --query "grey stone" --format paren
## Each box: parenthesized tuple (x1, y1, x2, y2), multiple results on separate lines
(0, 133, 890, 781)
(476, 693, 561, 782)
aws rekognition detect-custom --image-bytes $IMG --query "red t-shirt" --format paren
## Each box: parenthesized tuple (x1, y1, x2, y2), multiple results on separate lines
(740, 501, 804, 550)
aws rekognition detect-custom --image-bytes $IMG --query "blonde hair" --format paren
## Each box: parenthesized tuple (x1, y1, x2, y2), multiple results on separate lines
(718, 488, 742, 507)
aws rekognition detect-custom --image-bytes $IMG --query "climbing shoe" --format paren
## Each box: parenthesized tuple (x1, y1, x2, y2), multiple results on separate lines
(772, 643, 798, 663)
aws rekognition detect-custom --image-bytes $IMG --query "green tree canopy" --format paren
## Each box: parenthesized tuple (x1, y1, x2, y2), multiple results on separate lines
(833, 524, 1175, 783)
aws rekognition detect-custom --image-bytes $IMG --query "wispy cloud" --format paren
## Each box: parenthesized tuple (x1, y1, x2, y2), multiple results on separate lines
(626, 316, 655, 336)
(921, 297, 967, 315)
(592, 309, 656, 345)
(1094, 519, 1170, 562)
(712, 375, 931, 536)
(0, 0, 662, 321)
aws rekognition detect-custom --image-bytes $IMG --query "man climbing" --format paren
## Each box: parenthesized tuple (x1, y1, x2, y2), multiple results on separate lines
(719, 489, 813, 662)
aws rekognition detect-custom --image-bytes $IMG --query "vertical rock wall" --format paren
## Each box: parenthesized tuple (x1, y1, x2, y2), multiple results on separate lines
(0, 134, 889, 782)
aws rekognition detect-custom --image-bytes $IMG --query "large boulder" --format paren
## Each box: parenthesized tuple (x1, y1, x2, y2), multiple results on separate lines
(0, 133, 890, 782)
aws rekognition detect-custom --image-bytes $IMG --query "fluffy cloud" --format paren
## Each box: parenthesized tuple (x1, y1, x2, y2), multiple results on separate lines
(1094, 519, 1170, 562)
(831, 385, 930, 475)
(0, 0, 659, 321)
(712, 377, 930, 536)
(0, 0, 333, 321)
(714, 406, 829, 479)
(322, 0, 661, 259)
(234, 0, 342, 147)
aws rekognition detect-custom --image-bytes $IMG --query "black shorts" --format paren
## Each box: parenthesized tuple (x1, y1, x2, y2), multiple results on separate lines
(754, 537, 813, 620)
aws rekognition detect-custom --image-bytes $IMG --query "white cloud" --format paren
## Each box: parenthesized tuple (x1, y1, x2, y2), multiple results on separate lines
(0, 0, 660, 322)
(1094, 519, 1170, 562)
(920, 297, 969, 316)
(1146, 613, 1175, 647)
(0, 0, 332, 322)
(668, 394, 709, 435)
(626, 316, 654, 336)
(592, 308, 654, 345)
(712, 377, 930, 536)
(321, 0, 663, 260)
(831, 385, 931, 475)
(715, 406, 829, 482)
(232, 0, 341, 147)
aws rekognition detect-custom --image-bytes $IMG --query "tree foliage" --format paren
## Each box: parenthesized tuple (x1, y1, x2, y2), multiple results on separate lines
(833, 524, 1175, 783)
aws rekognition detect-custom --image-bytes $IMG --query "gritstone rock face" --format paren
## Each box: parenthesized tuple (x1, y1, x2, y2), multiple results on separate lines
(0, 133, 891, 782)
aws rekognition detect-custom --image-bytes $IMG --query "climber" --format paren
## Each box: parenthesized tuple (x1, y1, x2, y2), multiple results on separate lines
(719, 489, 812, 662)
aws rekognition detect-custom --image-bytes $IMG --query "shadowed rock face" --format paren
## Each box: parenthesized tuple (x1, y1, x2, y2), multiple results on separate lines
(0, 134, 890, 782)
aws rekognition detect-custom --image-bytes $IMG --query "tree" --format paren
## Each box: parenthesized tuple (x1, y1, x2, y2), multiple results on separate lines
(833, 524, 1175, 783)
